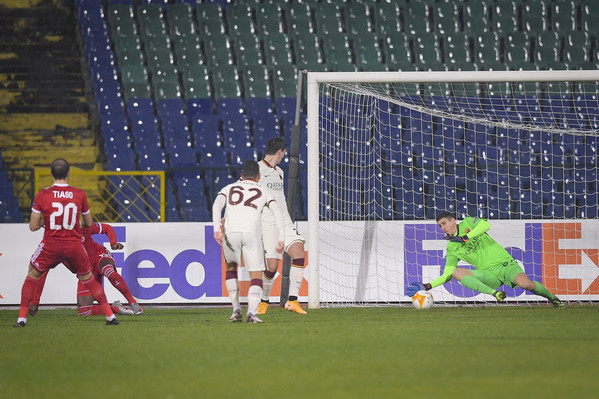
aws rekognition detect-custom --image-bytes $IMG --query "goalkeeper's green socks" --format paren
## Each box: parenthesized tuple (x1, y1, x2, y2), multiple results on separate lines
(531, 281, 557, 300)
(460, 275, 496, 295)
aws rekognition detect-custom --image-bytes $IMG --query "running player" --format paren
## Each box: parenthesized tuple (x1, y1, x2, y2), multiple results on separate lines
(407, 211, 565, 308)
(212, 160, 285, 323)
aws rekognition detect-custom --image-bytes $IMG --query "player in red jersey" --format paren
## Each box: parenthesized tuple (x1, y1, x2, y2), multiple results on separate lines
(14, 158, 118, 327)
(28, 222, 144, 317)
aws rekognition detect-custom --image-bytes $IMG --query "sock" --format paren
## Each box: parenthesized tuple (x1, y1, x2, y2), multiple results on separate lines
(261, 269, 276, 301)
(288, 258, 305, 299)
(225, 270, 240, 310)
(531, 281, 556, 300)
(460, 275, 496, 295)
(31, 271, 48, 306)
(247, 279, 263, 316)
(18, 276, 37, 319)
(78, 305, 93, 316)
(103, 266, 136, 304)
(80, 276, 114, 319)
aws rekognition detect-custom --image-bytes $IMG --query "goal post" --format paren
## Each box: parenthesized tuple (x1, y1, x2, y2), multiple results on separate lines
(306, 70, 599, 309)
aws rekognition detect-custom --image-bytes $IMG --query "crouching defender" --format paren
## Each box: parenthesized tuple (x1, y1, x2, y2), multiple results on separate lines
(29, 222, 143, 316)
(407, 211, 564, 308)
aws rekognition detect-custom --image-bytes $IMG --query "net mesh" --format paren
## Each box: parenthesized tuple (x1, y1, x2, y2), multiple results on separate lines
(313, 77, 599, 307)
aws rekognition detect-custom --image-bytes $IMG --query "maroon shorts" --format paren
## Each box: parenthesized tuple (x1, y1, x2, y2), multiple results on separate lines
(30, 239, 91, 276)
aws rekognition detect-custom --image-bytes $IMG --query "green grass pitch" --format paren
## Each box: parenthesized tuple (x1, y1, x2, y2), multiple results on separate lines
(1, 304, 598, 399)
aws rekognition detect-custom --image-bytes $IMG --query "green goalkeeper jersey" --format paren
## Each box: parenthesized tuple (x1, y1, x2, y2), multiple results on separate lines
(429, 217, 512, 289)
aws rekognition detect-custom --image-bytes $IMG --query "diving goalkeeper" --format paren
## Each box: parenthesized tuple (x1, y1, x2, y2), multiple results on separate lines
(407, 211, 564, 308)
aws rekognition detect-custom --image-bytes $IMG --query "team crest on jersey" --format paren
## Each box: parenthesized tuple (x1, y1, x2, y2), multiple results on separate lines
(464, 228, 471, 234)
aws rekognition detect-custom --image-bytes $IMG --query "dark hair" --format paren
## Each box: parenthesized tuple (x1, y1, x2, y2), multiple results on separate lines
(241, 160, 260, 180)
(265, 137, 287, 155)
(51, 158, 70, 180)
(436, 211, 455, 222)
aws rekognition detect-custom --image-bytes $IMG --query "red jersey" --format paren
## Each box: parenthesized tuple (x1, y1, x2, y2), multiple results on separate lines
(32, 183, 90, 241)
(82, 223, 117, 261)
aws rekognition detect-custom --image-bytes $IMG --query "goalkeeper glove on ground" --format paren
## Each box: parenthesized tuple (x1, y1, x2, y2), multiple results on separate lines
(407, 282, 427, 296)
(447, 235, 469, 243)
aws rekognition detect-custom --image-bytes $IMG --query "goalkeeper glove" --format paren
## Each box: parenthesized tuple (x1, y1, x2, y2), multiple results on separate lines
(407, 282, 427, 297)
(446, 234, 469, 243)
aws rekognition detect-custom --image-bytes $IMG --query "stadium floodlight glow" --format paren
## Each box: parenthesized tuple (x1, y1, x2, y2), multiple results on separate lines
(307, 70, 599, 309)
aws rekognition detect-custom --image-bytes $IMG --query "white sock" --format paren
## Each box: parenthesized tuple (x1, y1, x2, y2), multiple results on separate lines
(261, 271, 275, 301)
(289, 266, 305, 299)
(17, 317, 27, 324)
(225, 278, 240, 309)
(247, 284, 262, 316)
(106, 314, 116, 321)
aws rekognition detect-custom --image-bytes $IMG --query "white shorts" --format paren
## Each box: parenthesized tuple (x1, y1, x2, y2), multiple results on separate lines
(261, 218, 305, 259)
(223, 232, 266, 272)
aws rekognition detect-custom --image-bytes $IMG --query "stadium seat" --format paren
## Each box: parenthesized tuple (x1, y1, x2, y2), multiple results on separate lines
(263, 33, 293, 67)
(256, 2, 283, 36)
(433, 1, 460, 35)
(242, 65, 271, 99)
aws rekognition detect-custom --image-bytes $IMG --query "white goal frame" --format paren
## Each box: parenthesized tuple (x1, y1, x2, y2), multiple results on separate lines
(306, 70, 599, 309)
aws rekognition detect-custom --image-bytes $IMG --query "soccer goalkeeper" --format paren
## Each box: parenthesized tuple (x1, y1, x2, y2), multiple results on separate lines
(407, 211, 564, 308)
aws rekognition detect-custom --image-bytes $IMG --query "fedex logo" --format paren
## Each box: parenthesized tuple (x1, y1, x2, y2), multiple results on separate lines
(404, 223, 599, 297)
(91, 225, 307, 302)
(92, 225, 222, 300)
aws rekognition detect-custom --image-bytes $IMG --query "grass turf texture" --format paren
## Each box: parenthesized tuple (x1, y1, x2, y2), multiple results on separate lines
(1, 305, 598, 399)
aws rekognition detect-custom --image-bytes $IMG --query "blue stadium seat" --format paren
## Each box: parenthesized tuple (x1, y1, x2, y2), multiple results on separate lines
(187, 98, 213, 118)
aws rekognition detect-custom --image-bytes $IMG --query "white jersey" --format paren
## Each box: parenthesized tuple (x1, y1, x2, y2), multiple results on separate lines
(213, 179, 275, 236)
(259, 159, 289, 223)
(258, 159, 305, 258)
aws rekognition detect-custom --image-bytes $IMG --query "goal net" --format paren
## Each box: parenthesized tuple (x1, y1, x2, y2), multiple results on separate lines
(306, 71, 599, 308)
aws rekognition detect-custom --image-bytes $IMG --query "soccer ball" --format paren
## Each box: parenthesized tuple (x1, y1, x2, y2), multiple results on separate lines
(412, 290, 434, 310)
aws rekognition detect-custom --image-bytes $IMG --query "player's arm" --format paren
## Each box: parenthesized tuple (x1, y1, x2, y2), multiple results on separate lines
(211, 193, 226, 245)
(447, 218, 490, 242)
(81, 211, 93, 228)
(266, 199, 286, 253)
(407, 253, 459, 296)
(29, 210, 42, 231)
(98, 223, 123, 250)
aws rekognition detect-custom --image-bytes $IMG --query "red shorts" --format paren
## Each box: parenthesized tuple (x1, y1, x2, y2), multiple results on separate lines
(30, 239, 91, 275)
(76, 251, 116, 298)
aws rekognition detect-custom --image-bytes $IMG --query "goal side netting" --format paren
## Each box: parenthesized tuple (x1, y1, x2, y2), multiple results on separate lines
(306, 71, 599, 308)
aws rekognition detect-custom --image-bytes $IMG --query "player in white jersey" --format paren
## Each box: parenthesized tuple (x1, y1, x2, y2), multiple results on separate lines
(212, 160, 285, 323)
(257, 137, 308, 315)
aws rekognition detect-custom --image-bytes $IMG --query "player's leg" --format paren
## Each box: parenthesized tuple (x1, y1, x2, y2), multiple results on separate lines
(244, 233, 267, 323)
(29, 270, 49, 316)
(285, 240, 307, 314)
(77, 271, 117, 324)
(66, 244, 117, 324)
(76, 280, 130, 316)
(223, 233, 242, 321)
(453, 268, 506, 301)
(258, 221, 280, 313)
(225, 265, 242, 322)
(14, 264, 44, 327)
(100, 257, 143, 314)
(247, 270, 263, 323)
(513, 273, 563, 307)
(257, 257, 278, 314)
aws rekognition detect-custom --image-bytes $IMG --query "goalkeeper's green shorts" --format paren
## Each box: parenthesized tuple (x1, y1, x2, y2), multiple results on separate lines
(472, 258, 525, 289)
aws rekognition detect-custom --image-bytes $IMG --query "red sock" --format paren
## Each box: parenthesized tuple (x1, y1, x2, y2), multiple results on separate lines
(78, 305, 118, 316)
(19, 276, 37, 318)
(80, 277, 114, 318)
(104, 267, 136, 305)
